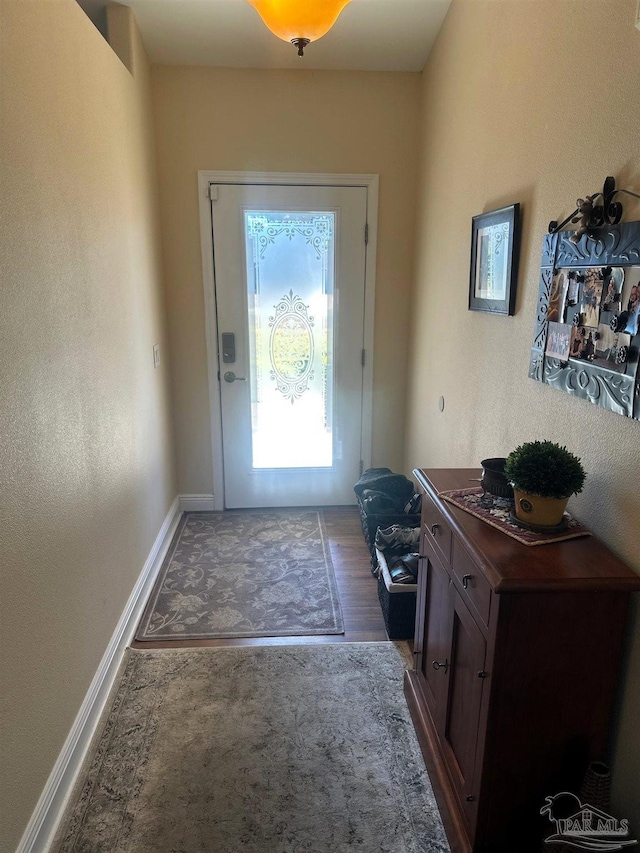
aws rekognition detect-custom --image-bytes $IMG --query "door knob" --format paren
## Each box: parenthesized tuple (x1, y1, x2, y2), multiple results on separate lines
(432, 659, 449, 673)
(223, 371, 247, 383)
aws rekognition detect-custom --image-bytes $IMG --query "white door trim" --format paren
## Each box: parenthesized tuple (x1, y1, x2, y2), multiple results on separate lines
(197, 171, 378, 510)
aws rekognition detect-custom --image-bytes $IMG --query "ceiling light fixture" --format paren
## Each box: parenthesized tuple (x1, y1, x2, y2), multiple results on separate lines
(247, 0, 352, 56)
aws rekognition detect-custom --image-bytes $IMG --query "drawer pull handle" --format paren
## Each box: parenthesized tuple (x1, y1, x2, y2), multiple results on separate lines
(430, 523, 440, 535)
(462, 573, 473, 589)
(477, 671, 488, 679)
(466, 795, 475, 802)
(432, 659, 449, 673)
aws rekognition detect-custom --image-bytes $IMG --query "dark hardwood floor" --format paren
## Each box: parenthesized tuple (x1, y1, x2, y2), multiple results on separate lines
(131, 506, 390, 650)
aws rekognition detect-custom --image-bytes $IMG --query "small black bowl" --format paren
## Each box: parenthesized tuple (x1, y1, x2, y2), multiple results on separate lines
(480, 458, 514, 501)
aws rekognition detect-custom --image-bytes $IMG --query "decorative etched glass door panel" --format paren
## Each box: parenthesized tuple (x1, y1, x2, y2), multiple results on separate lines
(244, 212, 335, 469)
(210, 183, 369, 508)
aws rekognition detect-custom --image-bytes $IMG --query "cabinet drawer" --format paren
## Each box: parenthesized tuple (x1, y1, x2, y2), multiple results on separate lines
(422, 495, 452, 563)
(451, 539, 491, 626)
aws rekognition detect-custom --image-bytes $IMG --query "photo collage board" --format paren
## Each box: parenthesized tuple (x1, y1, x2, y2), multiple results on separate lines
(529, 219, 640, 420)
(544, 265, 640, 376)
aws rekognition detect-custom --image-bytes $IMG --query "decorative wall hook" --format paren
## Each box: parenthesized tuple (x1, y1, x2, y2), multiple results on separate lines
(548, 176, 640, 243)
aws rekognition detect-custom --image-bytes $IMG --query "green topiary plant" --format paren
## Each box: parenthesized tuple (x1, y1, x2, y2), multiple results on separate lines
(504, 440, 586, 500)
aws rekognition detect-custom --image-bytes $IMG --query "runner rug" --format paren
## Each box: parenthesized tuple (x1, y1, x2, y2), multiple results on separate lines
(135, 510, 344, 640)
(438, 488, 591, 547)
(52, 644, 449, 853)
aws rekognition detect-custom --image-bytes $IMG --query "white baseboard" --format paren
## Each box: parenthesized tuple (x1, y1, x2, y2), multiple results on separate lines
(16, 496, 182, 853)
(179, 493, 217, 512)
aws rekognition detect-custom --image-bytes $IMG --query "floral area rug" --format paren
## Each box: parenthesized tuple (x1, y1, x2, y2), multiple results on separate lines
(135, 510, 344, 640)
(52, 645, 449, 853)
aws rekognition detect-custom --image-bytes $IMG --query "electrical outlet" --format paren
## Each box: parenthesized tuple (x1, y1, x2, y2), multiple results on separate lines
(153, 344, 160, 369)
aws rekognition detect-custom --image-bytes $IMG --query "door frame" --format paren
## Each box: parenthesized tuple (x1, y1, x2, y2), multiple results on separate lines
(197, 170, 379, 510)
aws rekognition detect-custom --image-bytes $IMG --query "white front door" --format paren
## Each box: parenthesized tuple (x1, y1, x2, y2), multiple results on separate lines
(210, 183, 369, 508)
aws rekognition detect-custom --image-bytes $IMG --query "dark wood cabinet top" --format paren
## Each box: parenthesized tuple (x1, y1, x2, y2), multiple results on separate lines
(414, 468, 640, 593)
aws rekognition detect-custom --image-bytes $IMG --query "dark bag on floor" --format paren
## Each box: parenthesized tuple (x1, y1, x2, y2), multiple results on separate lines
(353, 468, 415, 510)
(360, 489, 398, 514)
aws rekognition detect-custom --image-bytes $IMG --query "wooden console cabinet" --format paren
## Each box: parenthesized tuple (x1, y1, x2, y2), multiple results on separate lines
(404, 469, 640, 853)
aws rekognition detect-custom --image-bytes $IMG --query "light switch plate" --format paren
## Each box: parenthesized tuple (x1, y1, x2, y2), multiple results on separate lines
(153, 344, 160, 369)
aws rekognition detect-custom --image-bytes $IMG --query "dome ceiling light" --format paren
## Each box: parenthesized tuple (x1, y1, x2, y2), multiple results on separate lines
(246, 0, 352, 56)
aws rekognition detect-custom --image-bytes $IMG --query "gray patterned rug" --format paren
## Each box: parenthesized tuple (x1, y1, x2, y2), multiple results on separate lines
(53, 644, 449, 853)
(136, 510, 344, 640)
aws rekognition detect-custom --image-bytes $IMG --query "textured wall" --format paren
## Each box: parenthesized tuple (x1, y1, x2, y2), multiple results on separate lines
(405, 0, 640, 830)
(151, 66, 421, 494)
(0, 3, 177, 849)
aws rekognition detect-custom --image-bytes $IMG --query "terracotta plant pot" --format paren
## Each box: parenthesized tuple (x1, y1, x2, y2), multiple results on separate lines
(513, 489, 569, 527)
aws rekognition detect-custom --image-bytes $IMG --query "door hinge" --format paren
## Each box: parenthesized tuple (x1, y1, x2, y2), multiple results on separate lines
(208, 184, 218, 201)
(359, 460, 364, 477)
(361, 348, 366, 367)
(364, 222, 369, 245)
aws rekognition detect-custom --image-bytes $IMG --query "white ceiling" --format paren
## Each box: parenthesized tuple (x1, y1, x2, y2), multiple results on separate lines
(114, 0, 452, 72)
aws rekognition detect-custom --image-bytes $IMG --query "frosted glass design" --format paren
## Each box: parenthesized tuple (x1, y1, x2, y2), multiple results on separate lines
(245, 212, 335, 469)
(269, 290, 315, 402)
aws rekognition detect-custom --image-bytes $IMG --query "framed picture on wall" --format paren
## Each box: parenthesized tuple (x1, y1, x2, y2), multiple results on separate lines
(469, 203, 520, 315)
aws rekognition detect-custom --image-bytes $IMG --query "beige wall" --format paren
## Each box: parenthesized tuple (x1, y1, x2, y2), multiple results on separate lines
(151, 66, 421, 494)
(405, 0, 640, 830)
(3, 1, 637, 847)
(0, 3, 176, 850)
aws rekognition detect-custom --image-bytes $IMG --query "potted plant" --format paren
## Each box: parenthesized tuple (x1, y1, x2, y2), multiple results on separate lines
(504, 440, 586, 527)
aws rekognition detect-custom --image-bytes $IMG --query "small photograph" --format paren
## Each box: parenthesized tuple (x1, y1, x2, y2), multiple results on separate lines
(617, 267, 640, 336)
(545, 322, 572, 361)
(594, 325, 632, 372)
(548, 271, 569, 323)
(566, 271, 580, 307)
(569, 325, 597, 361)
(623, 304, 640, 336)
(624, 282, 640, 336)
(581, 268, 604, 328)
(602, 267, 625, 312)
(619, 266, 640, 309)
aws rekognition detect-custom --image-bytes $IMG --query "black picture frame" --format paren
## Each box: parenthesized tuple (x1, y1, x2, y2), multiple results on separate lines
(469, 203, 520, 315)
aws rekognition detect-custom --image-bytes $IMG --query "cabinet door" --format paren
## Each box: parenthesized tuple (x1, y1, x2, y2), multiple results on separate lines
(441, 587, 487, 831)
(415, 550, 451, 733)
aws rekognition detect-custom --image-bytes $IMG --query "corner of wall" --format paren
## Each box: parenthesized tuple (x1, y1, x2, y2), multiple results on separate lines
(106, 3, 135, 75)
